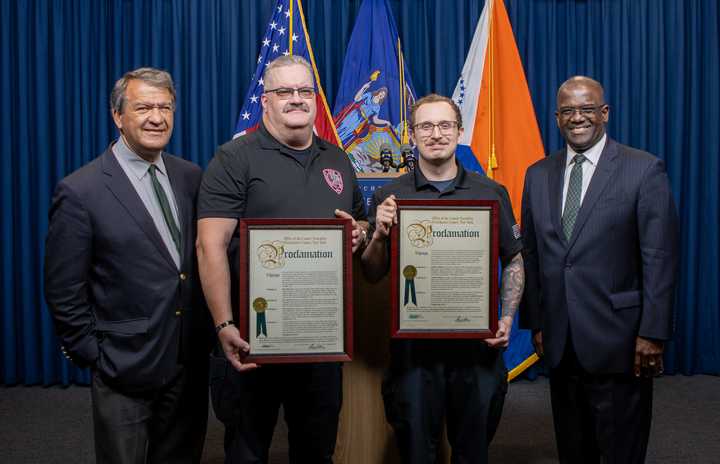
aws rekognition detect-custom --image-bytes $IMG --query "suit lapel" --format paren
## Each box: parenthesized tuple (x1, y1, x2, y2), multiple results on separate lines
(163, 154, 190, 266)
(548, 150, 567, 244)
(566, 139, 619, 250)
(101, 148, 177, 270)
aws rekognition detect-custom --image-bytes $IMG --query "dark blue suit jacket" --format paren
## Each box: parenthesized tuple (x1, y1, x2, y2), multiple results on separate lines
(44, 146, 210, 392)
(520, 138, 679, 374)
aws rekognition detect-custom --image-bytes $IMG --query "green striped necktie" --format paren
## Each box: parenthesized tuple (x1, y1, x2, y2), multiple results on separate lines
(562, 154, 586, 240)
(148, 164, 181, 254)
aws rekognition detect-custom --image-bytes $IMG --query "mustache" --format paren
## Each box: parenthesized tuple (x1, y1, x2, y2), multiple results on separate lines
(282, 102, 310, 113)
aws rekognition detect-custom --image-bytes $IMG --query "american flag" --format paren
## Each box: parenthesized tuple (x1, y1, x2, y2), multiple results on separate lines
(234, 0, 340, 145)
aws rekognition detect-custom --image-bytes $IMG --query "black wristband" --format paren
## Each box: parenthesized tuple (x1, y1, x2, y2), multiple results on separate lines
(215, 320, 235, 334)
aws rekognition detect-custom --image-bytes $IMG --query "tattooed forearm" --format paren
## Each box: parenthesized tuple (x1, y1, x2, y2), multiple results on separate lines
(501, 253, 525, 319)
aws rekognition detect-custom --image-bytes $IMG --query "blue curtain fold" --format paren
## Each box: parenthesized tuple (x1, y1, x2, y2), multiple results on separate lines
(1, 0, 717, 385)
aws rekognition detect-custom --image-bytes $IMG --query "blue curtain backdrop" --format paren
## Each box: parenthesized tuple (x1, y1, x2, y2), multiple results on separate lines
(1, 0, 718, 385)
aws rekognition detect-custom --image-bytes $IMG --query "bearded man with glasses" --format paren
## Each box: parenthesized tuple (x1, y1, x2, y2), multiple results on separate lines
(361, 94, 525, 464)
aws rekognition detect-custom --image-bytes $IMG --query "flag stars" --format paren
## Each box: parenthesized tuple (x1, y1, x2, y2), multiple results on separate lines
(250, 95, 258, 103)
(241, 111, 251, 120)
(272, 44, 280, 53)
(292, 33, 298, 42)
(283, 50, 290, 56)
(262, 38, 270, 47)
(270, 21, 277, 30)
(278, 27, 286, 35)
(258, 77, 264, 86)
(277, 5, 282, 12)
(257, 56, 263, 64)
(285, 10, 291, 18)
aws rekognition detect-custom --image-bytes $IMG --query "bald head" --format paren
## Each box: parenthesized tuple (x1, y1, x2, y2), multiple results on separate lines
(557, 76, 605, 107)
(555, 76, 609, 153)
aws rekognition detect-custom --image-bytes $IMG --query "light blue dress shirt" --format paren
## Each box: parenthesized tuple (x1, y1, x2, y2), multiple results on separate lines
(112, 136, 182, 269)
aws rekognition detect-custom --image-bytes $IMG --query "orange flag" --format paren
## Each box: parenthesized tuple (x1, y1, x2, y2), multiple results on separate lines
(452, 0, 544, 221)
(451, 0, 544, 379)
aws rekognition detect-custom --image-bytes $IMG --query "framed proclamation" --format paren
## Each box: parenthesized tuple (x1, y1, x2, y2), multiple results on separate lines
(238, 219, 353, 363)
(390, 199, 499, 339)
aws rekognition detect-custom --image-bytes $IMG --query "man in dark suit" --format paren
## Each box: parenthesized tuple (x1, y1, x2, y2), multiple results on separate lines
(44, 67, 209, 464)
(520, 76, 679, 463)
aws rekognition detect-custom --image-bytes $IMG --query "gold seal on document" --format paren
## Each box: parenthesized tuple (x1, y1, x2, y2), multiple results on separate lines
(252, 297, 268, 313)
(403, 265, 417, 279)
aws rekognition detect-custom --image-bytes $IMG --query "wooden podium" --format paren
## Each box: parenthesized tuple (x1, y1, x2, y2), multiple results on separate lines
(333, 260, 451, 464)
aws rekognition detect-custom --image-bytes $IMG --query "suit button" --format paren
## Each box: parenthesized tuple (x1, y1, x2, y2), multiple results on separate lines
(179, 273, 187, 281)
(175, 309, 183, 316)
(565, 263, 572, 268)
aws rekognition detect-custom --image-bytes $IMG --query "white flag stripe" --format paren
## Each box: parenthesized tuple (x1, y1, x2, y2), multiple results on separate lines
(451, 0, 492, 146)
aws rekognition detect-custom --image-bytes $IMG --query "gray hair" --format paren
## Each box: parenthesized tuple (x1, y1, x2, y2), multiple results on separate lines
(262, 55, 314, 90)
(110, 67, 176, 114)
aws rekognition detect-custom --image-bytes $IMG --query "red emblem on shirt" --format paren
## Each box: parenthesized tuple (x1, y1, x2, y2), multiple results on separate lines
(323, 169, 344, 195)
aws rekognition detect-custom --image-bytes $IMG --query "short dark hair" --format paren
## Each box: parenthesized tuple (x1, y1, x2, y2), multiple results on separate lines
(409, 94, 463, 129)
(110, 67, 176, 114)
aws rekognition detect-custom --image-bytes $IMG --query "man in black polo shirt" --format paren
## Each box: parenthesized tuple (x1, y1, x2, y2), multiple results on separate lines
(196, 55, 368, 463)
(362, 94, 525, 464)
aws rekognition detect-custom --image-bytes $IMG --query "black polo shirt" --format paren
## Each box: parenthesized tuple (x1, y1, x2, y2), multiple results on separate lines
(368, 161, 522, 264)
(198, 123, 366, 221)
(369, 161, 523, 363)
(198, 123, 366, 316)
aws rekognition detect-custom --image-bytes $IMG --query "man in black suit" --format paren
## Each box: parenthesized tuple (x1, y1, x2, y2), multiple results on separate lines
(44, 67, 209, 464)
(520, 76, 679, 463)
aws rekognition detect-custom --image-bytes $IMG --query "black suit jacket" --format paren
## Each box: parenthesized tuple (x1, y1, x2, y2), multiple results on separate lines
(520, 138, 679, 374)
(45, 146, 210, 392)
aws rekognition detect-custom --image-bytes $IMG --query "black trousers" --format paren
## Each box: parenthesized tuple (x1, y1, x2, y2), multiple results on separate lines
(382, 340, 507, 464)
(549, 337, 653, 464)
(91, 365, 208, 464)
(210, 356, 343, 464)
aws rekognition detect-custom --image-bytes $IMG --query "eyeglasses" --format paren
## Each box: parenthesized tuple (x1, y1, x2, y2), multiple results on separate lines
(412, 120, 459, 137)
(130, 102, 175, 116)
(557, 105, 606, 118)
(264, 87, 316, 100)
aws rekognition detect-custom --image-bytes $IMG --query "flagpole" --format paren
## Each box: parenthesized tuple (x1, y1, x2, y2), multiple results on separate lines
(295, 0, 342, 146)
(289, 0, 294, 54)
(398, 38, 407, 145)
(488, 0, 497, 179)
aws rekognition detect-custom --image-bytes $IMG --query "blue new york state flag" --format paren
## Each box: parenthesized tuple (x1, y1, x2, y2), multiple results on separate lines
(333, 0, 416, 172)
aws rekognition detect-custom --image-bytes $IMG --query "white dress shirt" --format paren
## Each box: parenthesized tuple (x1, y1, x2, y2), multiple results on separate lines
(561, 134, 607, 212)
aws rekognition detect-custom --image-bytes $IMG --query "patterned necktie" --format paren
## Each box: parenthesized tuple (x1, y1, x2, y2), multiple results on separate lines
(562, 154, 586, 240)
(148, 164, 182, 254)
